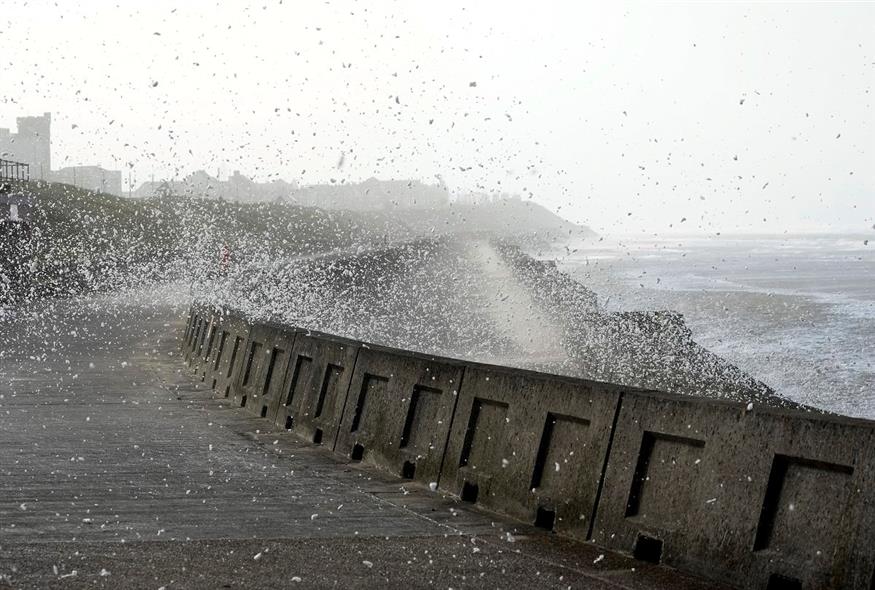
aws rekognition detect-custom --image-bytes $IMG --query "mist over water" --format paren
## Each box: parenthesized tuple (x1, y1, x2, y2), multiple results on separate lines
(553, 234, 875, 418)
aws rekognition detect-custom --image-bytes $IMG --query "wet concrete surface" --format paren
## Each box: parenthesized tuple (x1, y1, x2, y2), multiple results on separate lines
(0, 289, 728, 589)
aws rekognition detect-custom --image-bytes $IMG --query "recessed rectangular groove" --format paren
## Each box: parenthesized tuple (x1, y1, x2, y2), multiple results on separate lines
(204, 325, 217, 360)
(754, 456, 790, 552)
(586, 394, 623, 540)
(285, 355, 312, 407)
(458, 397, 508, 468)
(186, 317, 196, 347)
(213, 331, 228, 370)
(189, 316, 200, 346)
(314, 363, 343, 418)
(530, 412, 590, 490)
(242, 341, 262, 386)
(190, 320, 201, 351)
(434, 370, 465, 489)
(262, 347, 283, 397)
(625, 431, 705, 518)
(399, 385, 442, 449)
(350, 374, 389, 433)
(198, 323, 209, 355)
(194, 318, 203, 348)
(753, 454, 854, 552)
(183, 314, 194, 343)
(458, 400, 481, 468)
(227, 336, 242, 378)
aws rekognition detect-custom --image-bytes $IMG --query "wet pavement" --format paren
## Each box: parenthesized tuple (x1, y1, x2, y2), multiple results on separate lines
(0, 289, 727, 589)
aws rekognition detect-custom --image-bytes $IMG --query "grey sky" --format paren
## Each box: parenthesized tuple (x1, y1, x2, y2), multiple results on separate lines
(1, 0, 872, 234)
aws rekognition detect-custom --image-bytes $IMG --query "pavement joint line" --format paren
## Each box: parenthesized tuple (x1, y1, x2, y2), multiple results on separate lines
(362, 475, 639, 590)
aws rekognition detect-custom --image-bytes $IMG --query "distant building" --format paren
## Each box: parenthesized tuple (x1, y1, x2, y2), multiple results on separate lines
(131, 180, 172, 199)
(289, 178, 449, 210)
(132, 170, 298, 201)
(53, 165, 123, 196)
(454, 192, 522, 206)
(0, 112, 125, 196)
(0, 112, 51, 180)
(131, 171, 449, 210)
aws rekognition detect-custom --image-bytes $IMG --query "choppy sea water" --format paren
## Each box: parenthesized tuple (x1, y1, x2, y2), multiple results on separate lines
(550, 234, 875, 419)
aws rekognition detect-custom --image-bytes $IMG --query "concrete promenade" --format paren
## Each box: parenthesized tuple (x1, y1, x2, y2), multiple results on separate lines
(0, 289, 722, 589)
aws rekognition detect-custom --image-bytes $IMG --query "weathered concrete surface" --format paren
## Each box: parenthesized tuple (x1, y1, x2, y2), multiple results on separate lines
(591, 391, 875, 588)
(200, 300, 875, 589)
(0, 289, 724, 589)
(440, 365, 622, 542)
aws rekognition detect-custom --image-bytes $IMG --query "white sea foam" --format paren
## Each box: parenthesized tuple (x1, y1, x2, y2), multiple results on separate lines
(558, 234, 875, 418)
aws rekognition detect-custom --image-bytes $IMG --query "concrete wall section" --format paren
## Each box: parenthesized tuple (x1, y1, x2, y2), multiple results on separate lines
(198, 311, 231, 387)
(441, 365, 622, 540)
(179, 303, 875, 589)
(207, 310, 253, 401)
(183, 308, 204, 365)
(334, 346, 465, 485)
(230, 322, 297, 418)
(191, 308, 223, 380)
(591, 391, 875, 590)
(268, 331, 360, 448)
(182, 305, 197, 352)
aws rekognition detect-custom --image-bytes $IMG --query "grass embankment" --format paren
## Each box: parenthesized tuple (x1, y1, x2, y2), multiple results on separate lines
(3, 182, 388, 302)
(1, 181, 592, 303)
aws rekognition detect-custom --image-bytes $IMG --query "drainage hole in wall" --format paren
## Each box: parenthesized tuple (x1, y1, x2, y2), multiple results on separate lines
(766, 574, 802, 590)
(633, 534, 663, 564)
(461, 481, 479, 503)
(285, 416, 293, 430)
(534, 506, 556, 532)
(313, 428, 323, 444)
(401, 461, 416, 479)
(351, 443, 365, 461)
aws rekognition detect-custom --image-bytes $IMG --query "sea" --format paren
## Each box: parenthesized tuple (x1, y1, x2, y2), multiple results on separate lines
(550, 234, 875, 419)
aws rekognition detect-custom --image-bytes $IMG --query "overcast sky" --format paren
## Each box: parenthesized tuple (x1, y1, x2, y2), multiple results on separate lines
(1, 1, 872, 234)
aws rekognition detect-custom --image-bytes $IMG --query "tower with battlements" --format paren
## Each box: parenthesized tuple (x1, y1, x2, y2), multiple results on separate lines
(0, 112, 51, 180)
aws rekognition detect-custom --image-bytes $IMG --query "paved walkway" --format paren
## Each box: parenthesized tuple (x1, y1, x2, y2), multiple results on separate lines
(0, 289, 723, 589)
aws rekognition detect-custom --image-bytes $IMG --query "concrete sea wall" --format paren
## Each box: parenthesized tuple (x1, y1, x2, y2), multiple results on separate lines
(181, 301, 875, 590)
